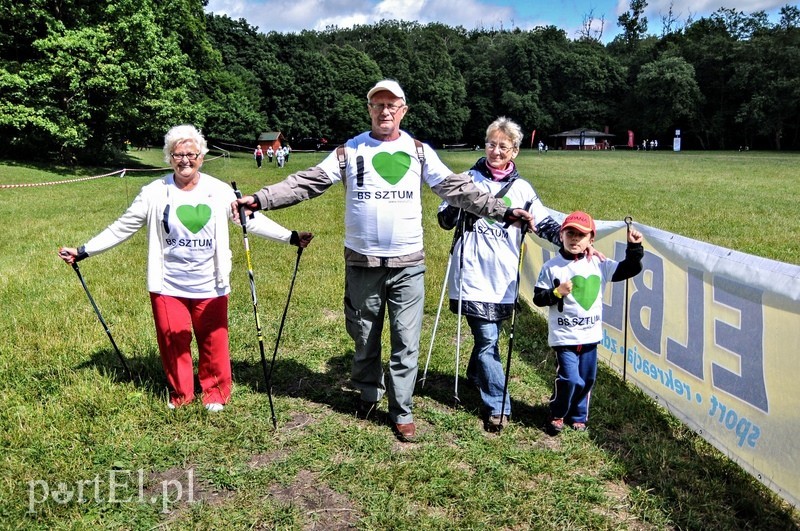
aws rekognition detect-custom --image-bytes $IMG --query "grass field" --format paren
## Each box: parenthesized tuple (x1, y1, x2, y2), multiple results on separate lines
(1, 148, 798, 529)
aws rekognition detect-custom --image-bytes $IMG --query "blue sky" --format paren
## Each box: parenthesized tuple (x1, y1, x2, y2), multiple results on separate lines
(204, 0, 791, 43)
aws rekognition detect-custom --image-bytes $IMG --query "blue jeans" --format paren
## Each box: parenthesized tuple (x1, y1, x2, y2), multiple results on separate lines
(466, 316, 510, 417)
(549, 344, 598, 424)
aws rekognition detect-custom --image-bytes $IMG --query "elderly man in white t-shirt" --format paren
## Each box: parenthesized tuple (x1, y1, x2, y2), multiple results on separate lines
(233, 79, 531, 442)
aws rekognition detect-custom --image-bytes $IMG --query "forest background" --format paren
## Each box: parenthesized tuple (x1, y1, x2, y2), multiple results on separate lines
(1, 0, 799, 164)
(0, 0, 800, 163)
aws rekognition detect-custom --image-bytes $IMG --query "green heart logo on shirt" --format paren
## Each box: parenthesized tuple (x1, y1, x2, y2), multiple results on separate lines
(373, 152, 411, 185)
(176, 204, 212, 234)
(570, 274, 601, 311)
(486, 196, 513, 225)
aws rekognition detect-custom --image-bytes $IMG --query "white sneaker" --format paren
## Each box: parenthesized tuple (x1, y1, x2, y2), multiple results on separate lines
(167, 402, 176, 410)
(204, 403, 224, 412)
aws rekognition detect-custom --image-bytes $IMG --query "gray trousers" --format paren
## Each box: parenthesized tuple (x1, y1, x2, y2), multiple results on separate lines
(344, 264, 426, 424)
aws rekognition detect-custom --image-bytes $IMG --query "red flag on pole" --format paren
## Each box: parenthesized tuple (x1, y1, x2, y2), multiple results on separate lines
(530, 130, 536, 149)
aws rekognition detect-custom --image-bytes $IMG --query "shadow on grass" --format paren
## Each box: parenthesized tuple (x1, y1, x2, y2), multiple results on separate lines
(75, 346, 168, 397)
(72, 314, 799, 528)
(511, 309, 800, 530)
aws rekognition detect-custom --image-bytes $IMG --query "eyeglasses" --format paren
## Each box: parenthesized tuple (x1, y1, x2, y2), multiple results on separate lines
(170, 152, 201, 161)
(485, 142, 515, 154)
(368, 102, 405, 114)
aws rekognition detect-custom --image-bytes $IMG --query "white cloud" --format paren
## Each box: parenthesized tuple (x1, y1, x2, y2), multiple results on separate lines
(616, 0, 789, 22)
(206, 0, 791, 39)
(206, 0, 517, 33)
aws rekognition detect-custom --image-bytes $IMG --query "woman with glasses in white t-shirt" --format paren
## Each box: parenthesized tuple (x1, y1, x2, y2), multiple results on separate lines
(59, 124, 313, 412)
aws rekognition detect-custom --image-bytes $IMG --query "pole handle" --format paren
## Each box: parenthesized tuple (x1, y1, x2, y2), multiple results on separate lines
(502, 200, 533, 230)
(520, 200, 533, 234)
(553, 278, 564, 312)
(231, 181, 249, 230)
(624, 216, 633, 232)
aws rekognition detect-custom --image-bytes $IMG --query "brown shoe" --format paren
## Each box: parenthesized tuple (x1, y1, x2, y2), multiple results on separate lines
(394, 422, 417, 442)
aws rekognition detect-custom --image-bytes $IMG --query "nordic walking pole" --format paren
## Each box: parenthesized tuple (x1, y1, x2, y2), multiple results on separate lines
(499, 201, 533, 426)
(269, 244, 303, 403)
(420, 210, 461, 388)
(232, 182, 277, 428)
(69, 259, 132, 378)
(419, 253, 451, 388)
(453, 211, 467, 407)
(622, 216, 633, 383)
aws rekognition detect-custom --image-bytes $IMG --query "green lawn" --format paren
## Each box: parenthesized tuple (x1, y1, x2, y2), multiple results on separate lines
(1, 148, 798, 529)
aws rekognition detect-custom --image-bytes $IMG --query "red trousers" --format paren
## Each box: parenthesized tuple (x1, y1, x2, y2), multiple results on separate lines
(150, 293, 231, 406)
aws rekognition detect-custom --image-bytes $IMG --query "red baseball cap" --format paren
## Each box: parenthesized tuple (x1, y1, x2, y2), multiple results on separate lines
(561, 211, 596, 234)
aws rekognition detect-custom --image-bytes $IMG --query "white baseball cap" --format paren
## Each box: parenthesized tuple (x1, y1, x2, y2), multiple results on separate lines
(367, 79, 406, 103)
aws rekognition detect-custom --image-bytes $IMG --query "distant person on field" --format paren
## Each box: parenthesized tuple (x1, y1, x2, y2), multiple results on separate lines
(437, 117, 564, 432)
(533, 211, 643, 434)
(276, 145, 285, 168)
(58, 124, 312, 412)
(232, 79, 532, 443)
(254, 144, 264, 169)
(266, 145, 274, 163)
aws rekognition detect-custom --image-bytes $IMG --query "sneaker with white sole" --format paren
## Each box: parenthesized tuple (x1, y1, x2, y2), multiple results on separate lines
(547, 417, 564, 435)
(204, 403, 224, 412)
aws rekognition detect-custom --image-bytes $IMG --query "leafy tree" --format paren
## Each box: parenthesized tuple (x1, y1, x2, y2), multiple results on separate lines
(731, 11, 800, 149)
(199, 65, 267, 143)
(675, 17, 740, 149)
(617, 0, 649, 48)
(400, 23, 469, 142)
(324, 44, 381, 140)
(634, 55, 702, 138)
(0, 0, 206, 161)
(278, 47, 336, 140)
(4, 2, 800, 161)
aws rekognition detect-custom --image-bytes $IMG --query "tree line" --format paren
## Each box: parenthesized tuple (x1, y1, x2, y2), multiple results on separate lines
(1, 0, 798, 163)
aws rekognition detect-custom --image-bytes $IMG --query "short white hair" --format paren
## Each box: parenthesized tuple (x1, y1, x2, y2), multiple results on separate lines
(486, 117, 523, 148)
(163, 124, 209, 163)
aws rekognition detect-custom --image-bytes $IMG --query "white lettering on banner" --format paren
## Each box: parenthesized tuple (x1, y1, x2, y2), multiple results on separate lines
(599, 242, 768, 413)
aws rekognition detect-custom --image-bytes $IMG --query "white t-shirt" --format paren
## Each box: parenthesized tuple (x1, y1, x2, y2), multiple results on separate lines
(444, 173, 543, 305)
(535, 254, 619, 346)
(161, 178, 220, 298)
(317, 130, 451, 257)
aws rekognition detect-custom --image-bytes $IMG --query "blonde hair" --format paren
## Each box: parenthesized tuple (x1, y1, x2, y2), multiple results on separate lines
(486, 117, 523, 148)
(163, 124, 209, 164)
